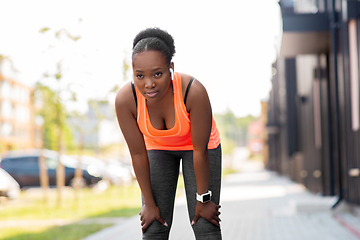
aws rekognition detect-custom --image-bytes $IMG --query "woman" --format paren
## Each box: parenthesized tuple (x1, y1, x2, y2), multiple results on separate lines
(115, 27, 222, 240)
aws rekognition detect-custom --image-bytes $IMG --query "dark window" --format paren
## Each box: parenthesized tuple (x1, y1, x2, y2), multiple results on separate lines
(2, 157, 38, 169)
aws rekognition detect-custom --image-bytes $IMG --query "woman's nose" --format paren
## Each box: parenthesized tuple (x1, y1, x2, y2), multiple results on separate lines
(145, 79, 155, 88)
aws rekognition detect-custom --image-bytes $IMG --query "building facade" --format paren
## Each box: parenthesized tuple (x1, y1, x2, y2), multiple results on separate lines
(0, 74, 36, 152)
(268, 0, 360, 206)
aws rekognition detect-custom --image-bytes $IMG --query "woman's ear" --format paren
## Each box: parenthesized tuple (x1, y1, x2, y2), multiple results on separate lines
(169, 68, 174, 80)
(169, 62, 174, 80)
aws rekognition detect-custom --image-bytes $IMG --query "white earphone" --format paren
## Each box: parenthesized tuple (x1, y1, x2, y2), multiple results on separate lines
(170, 68, 174, 80)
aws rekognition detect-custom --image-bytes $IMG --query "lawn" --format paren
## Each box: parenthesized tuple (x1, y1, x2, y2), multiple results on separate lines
(0, 182, 142, 221)
(0, 224, 113, 240)
(0, 176, 186, 240)
(0, 182, 142, 240)
(0, 169, 236, 239)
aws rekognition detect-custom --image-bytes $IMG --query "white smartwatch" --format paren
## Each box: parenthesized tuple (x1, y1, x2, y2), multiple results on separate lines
(196, 190, 212, 203)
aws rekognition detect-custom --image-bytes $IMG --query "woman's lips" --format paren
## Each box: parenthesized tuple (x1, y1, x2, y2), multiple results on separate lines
(146, 91, 158, 97)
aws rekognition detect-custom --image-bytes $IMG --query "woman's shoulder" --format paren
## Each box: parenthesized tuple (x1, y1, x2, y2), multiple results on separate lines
(178, 73, 209, 112)
(115, 82, 137, 114)
(178, 72, 207, 93)
(179, 72, 195, 96)
(179, 72, 192, 81)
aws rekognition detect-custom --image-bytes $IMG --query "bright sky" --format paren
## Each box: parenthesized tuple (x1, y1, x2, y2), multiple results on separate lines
(0, 0, 282, 118)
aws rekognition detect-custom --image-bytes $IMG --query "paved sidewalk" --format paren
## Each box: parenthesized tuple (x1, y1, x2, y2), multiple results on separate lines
(82, 161, 360, 240)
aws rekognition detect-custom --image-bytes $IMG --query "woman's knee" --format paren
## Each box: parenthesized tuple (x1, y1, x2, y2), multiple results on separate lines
(142, 221, 171, 240)
(192, 218, 222, 240)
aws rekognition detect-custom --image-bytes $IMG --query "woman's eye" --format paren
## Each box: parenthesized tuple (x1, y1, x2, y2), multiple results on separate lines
(154, 72, 162, 78)
(136, 74, 143, 79)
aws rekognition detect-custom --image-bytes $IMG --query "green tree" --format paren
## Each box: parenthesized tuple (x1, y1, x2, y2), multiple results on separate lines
(34, 83, 75, 151)
(109, 52, 130, 94)
(0, 54, 18, 74)
(214, 110, 257, 154)
(38, 24, 81, 206)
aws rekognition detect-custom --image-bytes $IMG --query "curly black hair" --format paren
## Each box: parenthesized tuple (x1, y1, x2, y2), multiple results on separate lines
(132, 27, 175, 66)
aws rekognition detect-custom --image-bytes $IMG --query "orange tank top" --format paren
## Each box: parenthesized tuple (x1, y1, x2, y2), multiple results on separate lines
(136, 72, 221, 151)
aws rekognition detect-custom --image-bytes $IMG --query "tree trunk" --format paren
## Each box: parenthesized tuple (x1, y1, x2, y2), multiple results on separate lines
(39, 139, 49, 205)
(74, 131, 85, 201)
(56, 128, 65, 207)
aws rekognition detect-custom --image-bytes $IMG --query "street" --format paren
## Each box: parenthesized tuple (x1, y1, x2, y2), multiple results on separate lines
(82, 160, 360, 240)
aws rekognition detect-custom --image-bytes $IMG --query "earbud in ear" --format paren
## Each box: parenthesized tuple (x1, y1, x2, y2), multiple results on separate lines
(169, 68, 174, 80)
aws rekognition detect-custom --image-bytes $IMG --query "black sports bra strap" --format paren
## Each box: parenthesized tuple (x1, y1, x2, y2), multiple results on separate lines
(131, 81, 137, 107)
(184, 77, 194, 105)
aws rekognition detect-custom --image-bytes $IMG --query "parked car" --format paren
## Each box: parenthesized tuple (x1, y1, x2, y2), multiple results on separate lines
(0, 149, 101, 188)
(106, 159, 133, 186)
(70, 155, 133, 186)
(0, 168, 21, 199)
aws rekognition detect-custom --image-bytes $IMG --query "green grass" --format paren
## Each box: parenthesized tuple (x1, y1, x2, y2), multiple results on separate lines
(248, 153, 264, 162)
(222, 168, 237, 176)
(0, 170, 236, 221)
(0, 224, 113, 240)
(0, 169, 239, 240)
(0, 183, 141, 240)
(0, 183, 142, 220)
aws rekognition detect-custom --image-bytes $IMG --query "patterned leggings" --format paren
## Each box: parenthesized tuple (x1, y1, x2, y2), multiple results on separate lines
(142, 144, 222, 240)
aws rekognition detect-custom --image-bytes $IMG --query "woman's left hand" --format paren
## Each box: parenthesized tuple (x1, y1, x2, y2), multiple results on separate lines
(191, 201, 221, 226)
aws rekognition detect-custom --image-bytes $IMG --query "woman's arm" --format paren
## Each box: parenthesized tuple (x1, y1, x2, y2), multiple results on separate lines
(115, 83, 167, 232)
(185, 78, 221, 226)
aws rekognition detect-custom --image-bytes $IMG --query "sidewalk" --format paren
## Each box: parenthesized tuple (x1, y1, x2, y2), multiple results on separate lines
(82, 161, 360, 240)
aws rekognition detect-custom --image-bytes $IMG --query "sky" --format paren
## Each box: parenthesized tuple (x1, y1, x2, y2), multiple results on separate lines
(0, 0, 282, 118)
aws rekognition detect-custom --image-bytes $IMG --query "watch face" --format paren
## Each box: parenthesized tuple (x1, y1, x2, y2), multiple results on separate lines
(203, 193, 211, 202)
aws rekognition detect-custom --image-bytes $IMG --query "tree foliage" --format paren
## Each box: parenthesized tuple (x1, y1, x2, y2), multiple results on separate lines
(0, 54, 18, 74)
(37, 24, 82, 153)
(214, 111, 257, 154)
(109, 53, 130, 94)
(39, 27, 81, 41)
(34, 83, 75, 151)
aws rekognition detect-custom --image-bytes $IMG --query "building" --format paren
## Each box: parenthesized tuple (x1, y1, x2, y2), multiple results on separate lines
(267, 0, 360, 206)
(0, 74, 36, 152)
(68, 100, 128, 162)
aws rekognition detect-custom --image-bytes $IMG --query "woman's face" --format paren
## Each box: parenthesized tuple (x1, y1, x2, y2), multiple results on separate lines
(132, 50, 173, 103)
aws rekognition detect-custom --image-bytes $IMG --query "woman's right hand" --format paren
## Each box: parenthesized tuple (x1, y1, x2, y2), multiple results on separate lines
(139, 203, 168, 233)
(192, 201, 221, 227)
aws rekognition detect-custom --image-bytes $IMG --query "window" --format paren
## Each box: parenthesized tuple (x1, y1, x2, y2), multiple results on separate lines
(0, 81, 11, 99)
(1, 100, 13, 118)
(20, 87, 30, 103)
(15, 105, 30, 122)
(3, 157, 38, 168)
(294, 0, 322, 13)
(1, 122, 13, 136)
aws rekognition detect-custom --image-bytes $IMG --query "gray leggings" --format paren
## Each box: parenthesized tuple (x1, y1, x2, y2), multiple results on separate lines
(142, 144, 222, 240)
